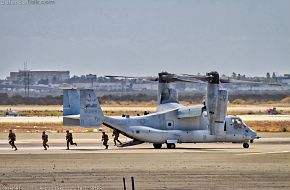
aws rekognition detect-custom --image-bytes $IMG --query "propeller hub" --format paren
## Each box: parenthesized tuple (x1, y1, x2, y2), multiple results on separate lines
(206, 71, 220, 84)
(158, 72, 174, 83)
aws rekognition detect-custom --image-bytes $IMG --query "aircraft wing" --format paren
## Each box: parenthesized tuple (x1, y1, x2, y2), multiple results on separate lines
(177, 105, 203, 119)
(157, 102, 184, 112)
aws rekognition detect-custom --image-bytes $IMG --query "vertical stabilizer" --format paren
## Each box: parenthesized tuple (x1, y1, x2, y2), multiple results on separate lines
(63, 89, 80, 116)
(80, 89, 104, 128)
(63, 89, 80, 126)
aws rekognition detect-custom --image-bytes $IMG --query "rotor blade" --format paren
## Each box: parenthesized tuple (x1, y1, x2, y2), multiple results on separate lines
(181, 74, 209, 82)
(105, 75, 141, 79)
(219, 77, 231, 83)
(267, 83, 282, 86)
(106, 73, 207, 83)
(157, 72, 196, 83)
(220, 78, 262, 84)
(182, 74, 262, 84)
(171, 75, 201, 83)
(105, 75, 158, 81)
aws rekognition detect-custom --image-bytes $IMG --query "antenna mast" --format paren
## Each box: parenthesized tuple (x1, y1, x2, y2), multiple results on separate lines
(24, 62, 30, 97)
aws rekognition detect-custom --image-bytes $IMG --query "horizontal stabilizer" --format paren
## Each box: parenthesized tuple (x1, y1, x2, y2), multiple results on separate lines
(63, 115, 80, 126)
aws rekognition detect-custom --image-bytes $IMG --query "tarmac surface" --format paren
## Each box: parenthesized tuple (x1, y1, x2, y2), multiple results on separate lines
(0, 133, 289, 190)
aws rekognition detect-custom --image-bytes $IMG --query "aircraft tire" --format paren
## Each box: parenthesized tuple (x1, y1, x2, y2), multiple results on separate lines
(167, 143, 176, 149)
(243, 143, 249, 148)
(153, 143, 162, 149)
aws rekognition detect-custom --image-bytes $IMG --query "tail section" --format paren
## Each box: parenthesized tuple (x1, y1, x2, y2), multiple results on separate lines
(63, 89, 80, 126)
(63, 89, 80, 116)
(80, 89, 104, 128)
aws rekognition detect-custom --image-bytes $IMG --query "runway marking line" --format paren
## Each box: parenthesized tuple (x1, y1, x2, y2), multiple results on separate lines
(236, 150, 290, 156)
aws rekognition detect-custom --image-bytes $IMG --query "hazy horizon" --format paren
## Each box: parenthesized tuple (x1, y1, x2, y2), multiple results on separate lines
(0, 0, 289, 79)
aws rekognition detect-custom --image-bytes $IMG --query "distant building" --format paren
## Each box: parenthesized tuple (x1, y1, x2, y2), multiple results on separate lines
(7, 70, 70, 84)
(277, 74, 290, 85)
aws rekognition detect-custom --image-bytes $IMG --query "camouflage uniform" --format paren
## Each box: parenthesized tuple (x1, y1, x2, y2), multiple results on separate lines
(102, 132, 109, 149)
(66, 130, 77, 150)
(8, 130, 17, 151)
(112, 130, 122, 146)
(42, 131, 49, 150)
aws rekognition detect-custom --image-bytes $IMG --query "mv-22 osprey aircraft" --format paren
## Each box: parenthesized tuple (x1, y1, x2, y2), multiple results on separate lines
(63, 71, 259, 149)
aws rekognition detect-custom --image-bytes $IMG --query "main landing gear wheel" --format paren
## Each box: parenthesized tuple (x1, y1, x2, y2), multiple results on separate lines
(243, 143, 249, 148)
(166, 143, 176, 149)
(153, 143, 162, 149)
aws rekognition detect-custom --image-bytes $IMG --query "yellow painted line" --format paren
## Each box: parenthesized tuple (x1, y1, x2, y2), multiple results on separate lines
(236, 150, 290, 156)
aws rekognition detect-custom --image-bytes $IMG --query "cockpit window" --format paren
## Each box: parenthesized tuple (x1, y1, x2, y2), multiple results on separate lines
(232, 118, 244, 128)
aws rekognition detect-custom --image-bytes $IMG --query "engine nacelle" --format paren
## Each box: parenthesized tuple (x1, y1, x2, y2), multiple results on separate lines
(205, 71, 228, 136)
(206, 83, 219, 135)
(214, 90, 228, 137)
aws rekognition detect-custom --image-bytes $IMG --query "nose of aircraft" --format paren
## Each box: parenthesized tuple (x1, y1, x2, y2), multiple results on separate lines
(247, 127, 260, 140)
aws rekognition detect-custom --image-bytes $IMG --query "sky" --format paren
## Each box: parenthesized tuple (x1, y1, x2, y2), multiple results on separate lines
(0, 0, 289, 79)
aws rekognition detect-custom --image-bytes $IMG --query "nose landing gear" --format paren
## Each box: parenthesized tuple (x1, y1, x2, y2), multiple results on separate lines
(166, 143, 176, 149)
(243, 142, 249, 148)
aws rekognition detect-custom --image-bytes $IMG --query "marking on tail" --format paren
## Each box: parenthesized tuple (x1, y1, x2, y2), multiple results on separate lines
(80, 89, 104, 128)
